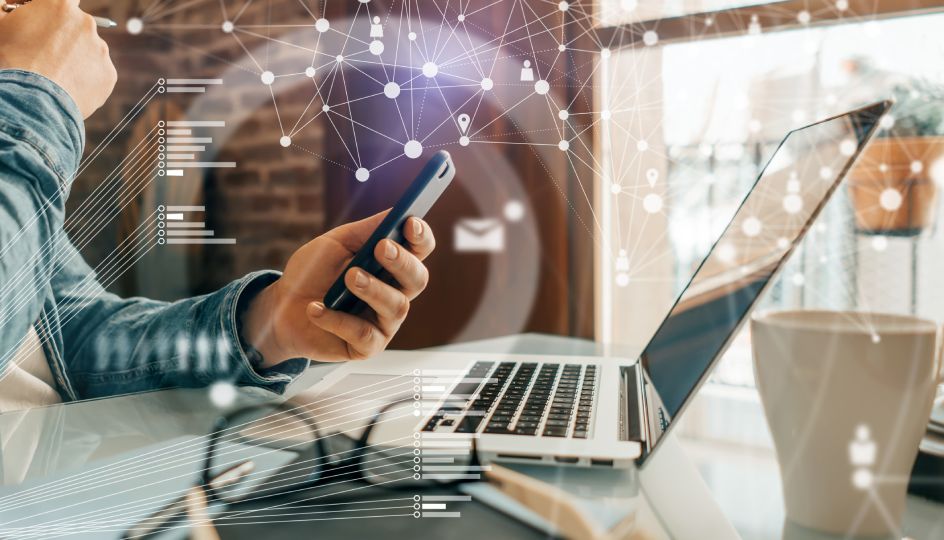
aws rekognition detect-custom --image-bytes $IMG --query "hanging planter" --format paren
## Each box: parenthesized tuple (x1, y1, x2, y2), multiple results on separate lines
(847, 83, 944, 237)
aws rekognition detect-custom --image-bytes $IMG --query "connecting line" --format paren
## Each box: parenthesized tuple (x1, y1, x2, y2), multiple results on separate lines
(0, 374, 415, 515)
(0, 129, 161, 339)
(0, 131, 161, 359)
(0, 405, 423, 535)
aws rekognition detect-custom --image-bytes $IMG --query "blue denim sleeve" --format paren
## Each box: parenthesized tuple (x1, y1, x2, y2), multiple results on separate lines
(0, 70, 84, 370)
(52, 239, 308, 398)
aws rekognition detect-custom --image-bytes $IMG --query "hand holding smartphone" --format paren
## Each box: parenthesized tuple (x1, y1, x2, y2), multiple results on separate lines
(323, 151, 456, 313)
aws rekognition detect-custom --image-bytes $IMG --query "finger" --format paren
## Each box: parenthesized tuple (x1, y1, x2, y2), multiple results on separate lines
(374, 239, 429, 299)
(344, 268, 410, 331)
(306, 302, 385, 360)
(323, 210, 390, 253)
(402, 217, 435, 260)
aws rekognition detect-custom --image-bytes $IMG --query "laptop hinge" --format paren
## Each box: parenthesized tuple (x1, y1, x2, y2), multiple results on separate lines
(619, 365, 646, 443)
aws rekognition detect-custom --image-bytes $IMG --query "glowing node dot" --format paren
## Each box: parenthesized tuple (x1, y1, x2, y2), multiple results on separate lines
(871, 236, 888, 252)
(260, 71, 275, 85)
(601, 109, 612, 121)
(221, 20, 234, 33)
(336, 54, 344, 63)
(797, 10, 811, 24)
(643, 30, 659, 46)
(457, 14, 465, 22)
(621, 0, 638, 11)
(615, 273, 630, 287)
(792, 273, 805, 287)
(504, 200, 525, 222)
(369, 40, 385, 55)
(880, 114, 895, 129)
(481, 77, 494, 91)
(315, 18, 329, 32)
(404, 140, 423, 159)
(459, 136, 470, 146)
(910, 160, 923, 174)
(559, 1, 570, 12)
(777, 237, 790, 250)
(836, 0, 849, 10)
(871, 333, 882, 344)
(127, 17, 143, 35)
(384, 82, 401, 99)
(636, 140, 649, 152)
(879, 188, 902, 211)
(840, 138, 857, 156)
(209, 382, 237, 408)
(355, 168, 370, 182)
(610, 183, 622, 194)
(819, 166, 833, 180)
(534, 80, 550, 95)
(322, 104, 330, 112)
(305, 66, 316, 78)
(783, 193, 803, 214)
(408, 31, 417, 41)
(279, 136, 291, 148)
(422, 62, 438, 78)
(558, 109, 569, 120)
(558, 140, 570, 151)
(600, 47, 611, 59)
(742, 216, 762, 237)
(643, 193, 663, 214)
(558, 44, 566, 52)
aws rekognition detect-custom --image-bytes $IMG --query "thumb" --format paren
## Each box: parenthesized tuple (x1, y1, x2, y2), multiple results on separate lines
(323, 209, 390, 253)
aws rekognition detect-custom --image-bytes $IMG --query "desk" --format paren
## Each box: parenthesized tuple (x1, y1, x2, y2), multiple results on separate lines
(0, 333, 940, 539)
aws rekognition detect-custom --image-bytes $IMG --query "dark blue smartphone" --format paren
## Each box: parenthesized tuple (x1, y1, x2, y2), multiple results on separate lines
(323, 151, 456, 313)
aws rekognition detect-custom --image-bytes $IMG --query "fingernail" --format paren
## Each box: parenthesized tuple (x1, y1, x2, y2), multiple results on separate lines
(384, 241, 398, 260)
(412, 219, 423, 238)
(354, 270, 369, 288)
(307, 302, 325, 318)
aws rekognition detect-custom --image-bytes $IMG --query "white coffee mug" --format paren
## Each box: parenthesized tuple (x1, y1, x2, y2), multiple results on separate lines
(752, 310, 942, 537)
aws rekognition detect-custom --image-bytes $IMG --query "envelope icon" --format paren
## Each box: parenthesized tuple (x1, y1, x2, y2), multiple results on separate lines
(454, 218, 505, 253)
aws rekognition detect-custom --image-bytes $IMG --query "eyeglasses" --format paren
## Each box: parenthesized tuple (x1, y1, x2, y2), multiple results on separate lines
(124, 397, 483, 538)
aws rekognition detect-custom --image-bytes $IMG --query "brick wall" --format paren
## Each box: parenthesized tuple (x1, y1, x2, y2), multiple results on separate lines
(75, 0, 327, 297)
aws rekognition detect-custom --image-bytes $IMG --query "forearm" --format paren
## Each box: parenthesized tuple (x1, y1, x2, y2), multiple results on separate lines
(53, 242, 308, 398)
(0, 69, 83, 361)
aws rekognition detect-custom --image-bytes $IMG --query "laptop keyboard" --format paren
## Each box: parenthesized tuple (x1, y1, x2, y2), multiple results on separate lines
(422, 361, 598, 438)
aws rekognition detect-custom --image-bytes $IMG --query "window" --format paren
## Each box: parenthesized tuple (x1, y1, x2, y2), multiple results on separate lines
(598, 13, 944, 390)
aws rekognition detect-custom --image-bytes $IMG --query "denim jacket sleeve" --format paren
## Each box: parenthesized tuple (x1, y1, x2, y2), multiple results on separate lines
(52, 241, 309, 398)
(0, 70, 83, 369)
(0, 69, 307, 398)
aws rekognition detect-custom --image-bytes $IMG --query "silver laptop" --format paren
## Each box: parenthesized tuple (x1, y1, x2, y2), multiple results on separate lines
(311, 101, 890, 468)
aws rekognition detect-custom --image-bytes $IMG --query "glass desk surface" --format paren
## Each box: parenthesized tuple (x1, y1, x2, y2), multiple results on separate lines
(0, 333, 939, 539)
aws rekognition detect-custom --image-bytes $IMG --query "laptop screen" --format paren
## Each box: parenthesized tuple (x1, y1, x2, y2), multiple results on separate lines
(638, 102, 889, 449)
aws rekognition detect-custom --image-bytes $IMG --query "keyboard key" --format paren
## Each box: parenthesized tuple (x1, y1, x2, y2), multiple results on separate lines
(543, 427, 568, 437)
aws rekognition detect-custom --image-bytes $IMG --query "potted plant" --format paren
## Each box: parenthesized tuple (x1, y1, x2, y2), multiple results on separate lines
(848, 80, 944, 236)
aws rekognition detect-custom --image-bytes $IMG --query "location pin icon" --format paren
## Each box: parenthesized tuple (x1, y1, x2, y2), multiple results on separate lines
(457, 113, 471, 135)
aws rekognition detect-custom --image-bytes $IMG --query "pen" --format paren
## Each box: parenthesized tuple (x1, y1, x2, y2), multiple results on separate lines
(0, 1, 118, 28)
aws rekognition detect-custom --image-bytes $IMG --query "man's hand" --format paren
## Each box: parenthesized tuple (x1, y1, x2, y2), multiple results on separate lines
(0, 0, 117, 118)
(244, 211, 436, 367)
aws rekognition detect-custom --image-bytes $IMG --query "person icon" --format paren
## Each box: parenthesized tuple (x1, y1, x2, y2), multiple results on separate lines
(615, 249, 629, 272)
(520, 59, 534, 82)
(849, 424, 876, 467)
(370, 16, 383, 38)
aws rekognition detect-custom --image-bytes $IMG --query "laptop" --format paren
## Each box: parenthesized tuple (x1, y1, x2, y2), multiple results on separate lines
(307, 101, 890, 468)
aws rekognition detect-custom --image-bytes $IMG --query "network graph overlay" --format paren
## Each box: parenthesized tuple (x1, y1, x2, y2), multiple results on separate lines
(129, 0, 612, 182)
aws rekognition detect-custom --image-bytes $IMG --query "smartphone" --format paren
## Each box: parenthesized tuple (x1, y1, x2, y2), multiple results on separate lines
(323, 150, 456, 313)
